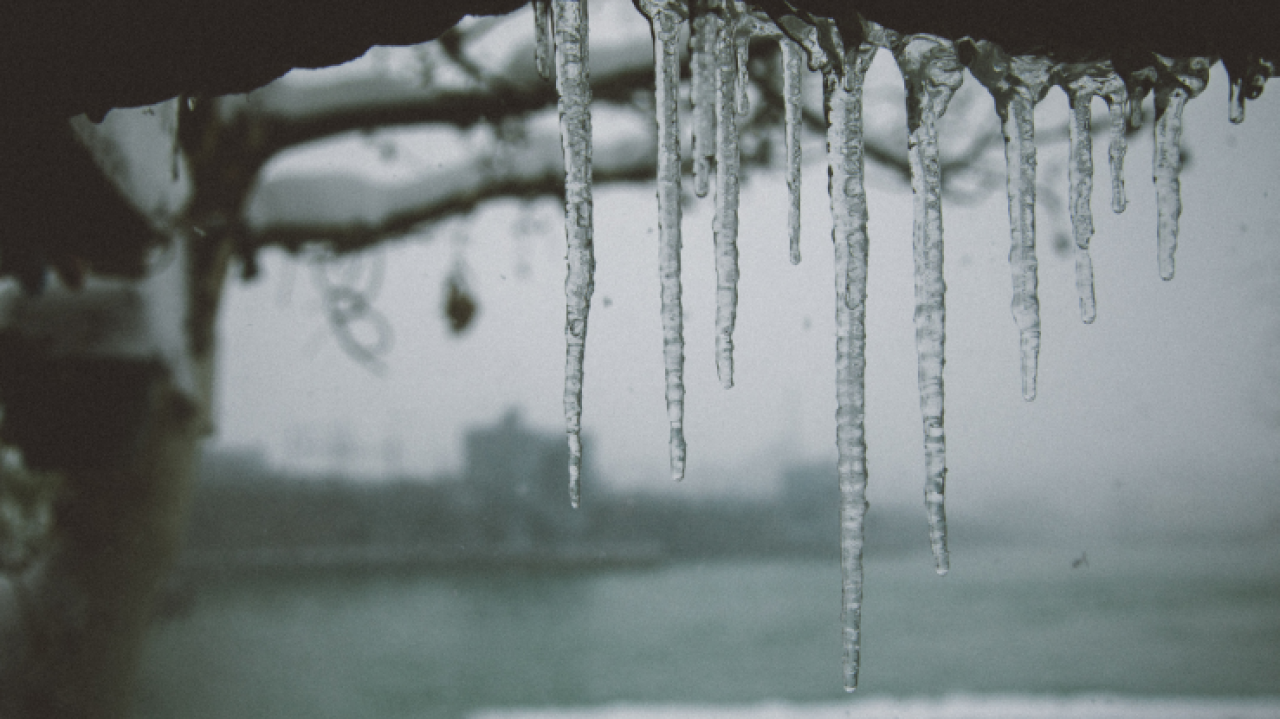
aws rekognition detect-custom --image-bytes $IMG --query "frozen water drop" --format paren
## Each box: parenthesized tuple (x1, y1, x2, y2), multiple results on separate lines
(554, 0, 596, 505)
(637, 0, 687, 481)
(892, 34, 963, 574)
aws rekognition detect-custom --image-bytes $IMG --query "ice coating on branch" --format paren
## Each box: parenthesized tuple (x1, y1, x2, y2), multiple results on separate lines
(1055, 62, 1127, 324)
(782, 38, 804, 264)
(554, 0, 595, 507)
(689, 4, 719, 198)
(1151, 55, 1210, 281)
(533, 0, 555, 81)
(966, 42, 1051, 401)
(713, 10, 741, 389)
(892, 34, 963, 575)
(637, 0, 687, 481)
(825, 40, 877, 692)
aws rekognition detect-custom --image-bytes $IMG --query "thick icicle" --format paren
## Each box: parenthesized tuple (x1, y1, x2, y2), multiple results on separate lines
(637, 0, 687, 481)
(966, 43, 1052, 401)
(825, 39, 877, 693)
(554, 0, 595, 508)
(533, 0, 555, 81)
(893, 35, 964, 575)
(1151, 56, 1210, 281)
(782, 38, 804, 264)
(1055, 62, 1126, 324)
(713, 8, 741, 389)
(689, 3, 719, 198)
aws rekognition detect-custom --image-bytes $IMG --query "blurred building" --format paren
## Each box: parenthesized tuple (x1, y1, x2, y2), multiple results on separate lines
(463, 408, 585, 548)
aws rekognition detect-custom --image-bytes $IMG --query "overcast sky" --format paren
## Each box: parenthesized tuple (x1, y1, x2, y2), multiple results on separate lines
(210, 48, 1280, 541)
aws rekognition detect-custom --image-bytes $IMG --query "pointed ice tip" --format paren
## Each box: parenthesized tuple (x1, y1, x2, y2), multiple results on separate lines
(844, 683, 857, 694)
(935, 565, 949, 577)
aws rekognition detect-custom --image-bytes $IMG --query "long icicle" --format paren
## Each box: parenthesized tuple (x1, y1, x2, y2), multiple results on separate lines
(689, 2, 719, 198)
(1053, 63, 1113, 324)
(967, 45, 1052, 401)
(637, 0, 687, 481)
(782, 37, 804, 264)
(1152, 56, 1210, 281)
(713, 3, 741, 389)
(893, 35, 964, 575)
(554, 0, 595, 508)
(826, 39, 877, 693)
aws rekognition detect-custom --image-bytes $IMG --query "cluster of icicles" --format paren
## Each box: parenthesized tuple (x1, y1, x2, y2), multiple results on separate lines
(527, 0, 1270, 691)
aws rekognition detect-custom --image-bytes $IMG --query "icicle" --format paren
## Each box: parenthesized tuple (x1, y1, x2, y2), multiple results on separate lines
(636, 0, 687, 481)
(533, 0, 555, 81)
(713, 9, 741, 389)
(825, 38, 877, 693)
(782, 37, 804, 264)
(1151, 56, 1210, 281)
(554, 0, 595, 508)
(731, 5, 752, 116)
(1066, 89, 1096, 323)
(1225, 57, 1273, 124)
(966, 43, 1051, 401)
(1124, 65, 1158, 131)
(1104, 84, 1129, 214)
(1055, 62, 1126, 324)
(689, 3, 719, 198)
(892, 35, 964, 575)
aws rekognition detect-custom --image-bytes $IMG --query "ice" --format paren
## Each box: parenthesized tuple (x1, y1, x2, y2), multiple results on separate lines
(533, 0, 555, 81)
(782, 37, 804, 264)
(689, 3, 719, 198)
(554, 0, 596, 507)
(892, 34, 964, 575)
(1105, 85, 1129, 214)
(966, 42, 1051, 401)
(732, 5, 752, 116)
(1056, 62, 1127, 324)
(1152, 56, 1211, 281)
(713, 8, 741, 389)
(824, 36, 878, 693)
(637, 0, 687, 481)
(1226, 58, 1274, 124)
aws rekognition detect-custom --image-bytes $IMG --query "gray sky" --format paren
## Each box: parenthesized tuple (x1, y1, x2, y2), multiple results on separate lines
(212, 55, 1280, 540)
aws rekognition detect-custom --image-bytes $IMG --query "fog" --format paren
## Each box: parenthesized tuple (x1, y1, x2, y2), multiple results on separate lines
(212, 57, 1280, 545)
